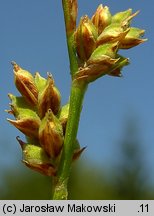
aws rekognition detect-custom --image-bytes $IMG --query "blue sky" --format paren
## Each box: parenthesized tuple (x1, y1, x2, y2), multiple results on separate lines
(0, 0, 153, 185)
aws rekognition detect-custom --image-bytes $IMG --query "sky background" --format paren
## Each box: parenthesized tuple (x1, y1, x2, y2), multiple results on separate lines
(0, 0, 154, 187)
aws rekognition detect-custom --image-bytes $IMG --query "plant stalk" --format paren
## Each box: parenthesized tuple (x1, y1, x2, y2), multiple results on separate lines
(62, 0, 78, 77)
(51, 0, 87, 199)
(52, 82, 87, 199)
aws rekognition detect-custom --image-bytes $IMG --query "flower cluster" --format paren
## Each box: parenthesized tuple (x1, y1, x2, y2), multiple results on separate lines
(6, 3, 146, 177)
(74, 4, 146, 83)
(6, 62, 84, 176)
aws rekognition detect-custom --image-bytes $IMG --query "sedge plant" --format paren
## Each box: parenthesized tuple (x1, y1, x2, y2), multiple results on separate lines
(6, 0, 146, 200)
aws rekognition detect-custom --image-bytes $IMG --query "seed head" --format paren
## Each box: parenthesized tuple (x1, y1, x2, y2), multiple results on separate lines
(92, 4, 112, 35)
(39, 109, 64, 159)
(38, 73, 61, 119)
(75, 15, 98, 62)
(12, 61, 38, 106)
(17, 137, 56, 176)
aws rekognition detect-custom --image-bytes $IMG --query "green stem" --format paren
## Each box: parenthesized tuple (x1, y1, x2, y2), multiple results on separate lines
(51, 0, 87, 199)
(62, 0, 78, 77)
(67, 35, 79, 76)
(52, 82, 87, 199)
